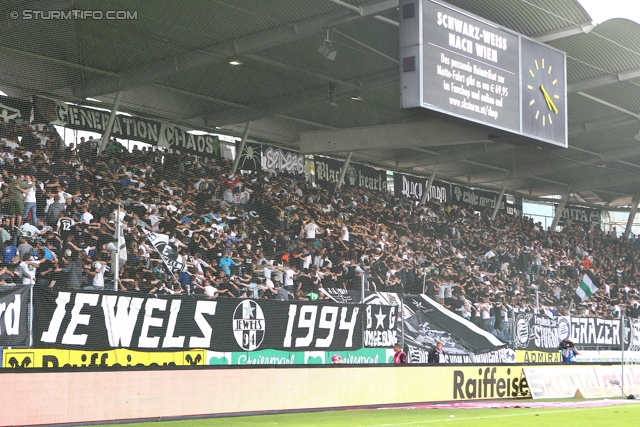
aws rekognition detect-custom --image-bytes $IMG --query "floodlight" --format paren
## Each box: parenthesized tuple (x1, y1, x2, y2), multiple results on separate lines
(318, 28, 337, 61)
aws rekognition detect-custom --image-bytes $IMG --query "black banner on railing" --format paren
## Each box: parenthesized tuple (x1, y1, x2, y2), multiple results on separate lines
(236, 142, 263, 172)
(0, 95, 31, 123)
(262, 145, 304, 174)
(513, 313, 558, 352)
(35, 98, 221, 158)
(554, 204, 601, 226)
(0, 286, 30, 347)
(393, 172, 450, 204)
(33, 288, 362, 352)
(363, 304, 397, 348)
(314, 156, 387, 192)
(451, 184, 508, 213)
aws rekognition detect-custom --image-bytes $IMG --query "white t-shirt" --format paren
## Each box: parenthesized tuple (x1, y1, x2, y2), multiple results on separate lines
(304, 223, 319, 239)
(284, 268, 294, 288)
(24, 186, 36, 203)
(92, 262, 105, 288)
(204, 285, 218, 298)
(57, 191, 71, 204)
(20, 261, 36, 285)
(341, 226, 349, 242)
(82, 212, 94, 225)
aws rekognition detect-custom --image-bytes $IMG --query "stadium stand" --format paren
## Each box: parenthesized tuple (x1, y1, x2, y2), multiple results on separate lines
(0, 113, 637, 345)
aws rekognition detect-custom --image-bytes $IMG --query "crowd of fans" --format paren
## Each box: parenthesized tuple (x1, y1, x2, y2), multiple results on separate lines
(1, 114, 640, 343)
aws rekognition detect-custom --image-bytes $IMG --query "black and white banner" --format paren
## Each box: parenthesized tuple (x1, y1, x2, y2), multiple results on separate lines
(0, 286, 30, 347)
(558, 316, 623, 346)
(37, 98, 221, 157)
(314, 156, 387, 192)
(554, 204, 601, 226)
(0, 95, 31, 124)
(513, 313, 558, 351)
(320, 287, 367, 304)
(393, 172, 450, 204)
(262, 146, 304, 174)
(363, 304, 397, 348)
(628, 318, 640, 352)
(363, 293, 507, 363)
(236, 142, 262, 172)
(451, 184, 521, 215)
(33, 288, 363, 352)
(143, 229, 186, 273)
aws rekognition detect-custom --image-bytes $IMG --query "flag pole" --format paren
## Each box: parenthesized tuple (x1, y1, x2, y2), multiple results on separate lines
(621, 306, 625, 397)
(114, 200, 121, 291)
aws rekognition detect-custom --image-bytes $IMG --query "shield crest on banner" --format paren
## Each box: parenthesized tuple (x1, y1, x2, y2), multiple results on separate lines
(233, 300, 265, 351)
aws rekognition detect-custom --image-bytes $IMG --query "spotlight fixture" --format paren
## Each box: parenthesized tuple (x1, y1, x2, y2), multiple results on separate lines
(327, 82, 338, 107)
(229, 58, 242, 66)
(318, 28, 337, 61)
(350, 92, 364, 102)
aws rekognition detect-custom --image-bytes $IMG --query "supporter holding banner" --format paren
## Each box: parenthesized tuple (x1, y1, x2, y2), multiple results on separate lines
(32, 288, 363, 352)
(393, 172, 449, 204)
(262, 145, 304, 174)
(314, 156, 387, 192)
(0, 286, 30, 347)
(143, 229, 186, 273)
(513, 313, 558, 352)
(573, 270, 601, 303)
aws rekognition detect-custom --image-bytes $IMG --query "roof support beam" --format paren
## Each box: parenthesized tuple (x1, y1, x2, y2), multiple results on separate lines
(550, 188, 571, 231)
(568, 115, 639, 136)
(466, 144, 640, 184)
(393, 142, 512, 168)
(336, 151, 353, 190)
(623, 194, 640, 239)
(577, 92, 640, 119)
(526, 170, 640, 196)
(299, 119, 490, 154)
(568, 67, 640, 93)
(328, 0, 399, 26)
(79, 2, 399, 97)
(231, 121, 252, 174)
(533, 22, 594, 43)
(420, 165, 439, 205)
(491, 180, 508, 221)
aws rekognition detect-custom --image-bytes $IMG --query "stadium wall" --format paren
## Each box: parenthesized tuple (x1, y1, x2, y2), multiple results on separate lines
(1, 364, 529, 426)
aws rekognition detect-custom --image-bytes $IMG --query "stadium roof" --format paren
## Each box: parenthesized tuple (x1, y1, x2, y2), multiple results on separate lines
(3, 0, 640, 206)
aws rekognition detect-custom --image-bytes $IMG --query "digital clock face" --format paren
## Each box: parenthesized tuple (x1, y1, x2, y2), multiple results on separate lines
(521, 38, 566, 145)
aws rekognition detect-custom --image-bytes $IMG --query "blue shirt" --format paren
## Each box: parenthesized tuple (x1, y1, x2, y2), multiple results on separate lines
(219, 256, 236, 274)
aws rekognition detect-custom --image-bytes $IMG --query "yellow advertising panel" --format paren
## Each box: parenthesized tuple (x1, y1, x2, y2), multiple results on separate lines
(2, 348, 206, 368)
(516, 350, 562, 364)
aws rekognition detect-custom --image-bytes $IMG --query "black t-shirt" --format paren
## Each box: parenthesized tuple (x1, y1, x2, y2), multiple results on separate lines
(58, 218, 74, 239)
(36, 259, 54, 280)
(50, 270, 65, 287)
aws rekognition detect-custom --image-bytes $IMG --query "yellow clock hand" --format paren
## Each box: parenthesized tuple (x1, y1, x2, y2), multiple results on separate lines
(540, 85, 558, 114)
(539, 86, 552, 110)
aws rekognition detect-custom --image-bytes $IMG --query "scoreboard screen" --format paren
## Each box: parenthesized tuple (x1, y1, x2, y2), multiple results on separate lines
(400, 0, 567, 148)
